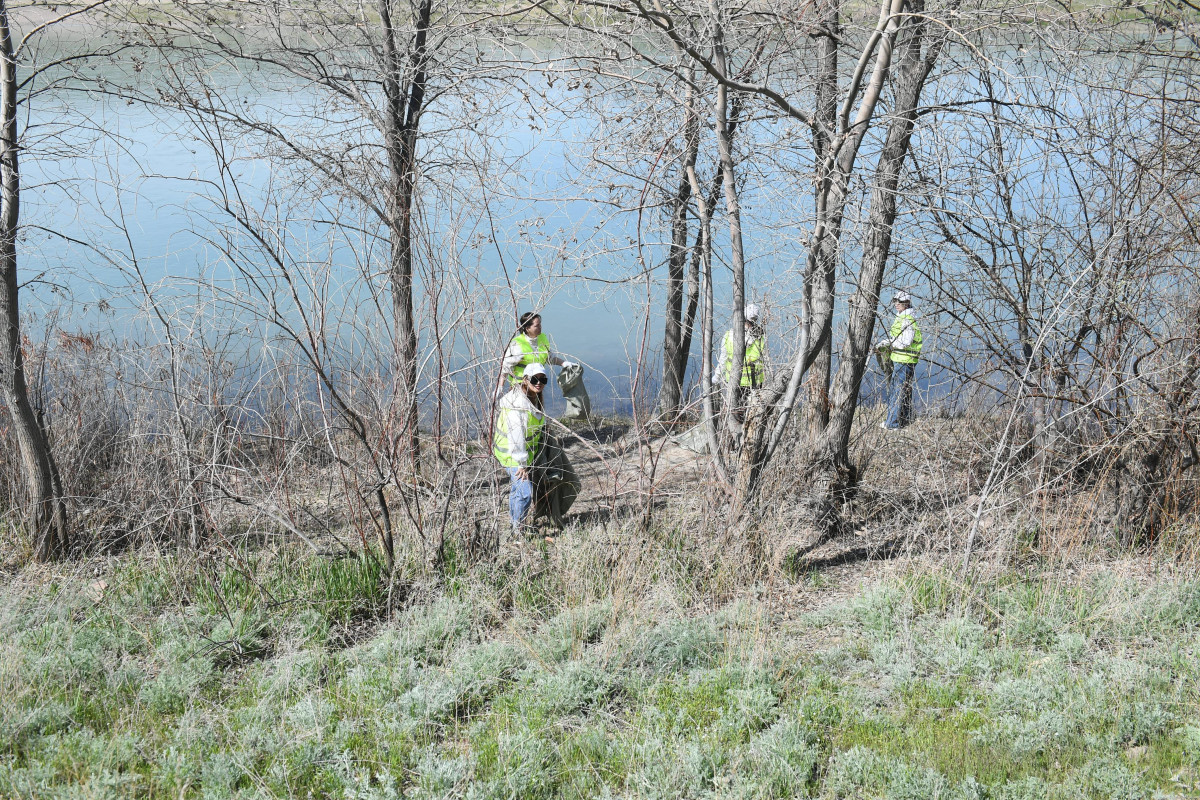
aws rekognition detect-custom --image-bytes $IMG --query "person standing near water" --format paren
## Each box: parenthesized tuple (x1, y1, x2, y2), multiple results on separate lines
(497, 311, 576, 397)
(715, 303, 767, 422)
(493, 363, 550, 533)
(878, 291, 923, 430)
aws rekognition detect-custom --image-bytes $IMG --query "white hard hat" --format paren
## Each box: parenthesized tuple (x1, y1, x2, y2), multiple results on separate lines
(744, 303, 761, 322)
(523, 363, 547, 380)
(893, 291, 911, 303)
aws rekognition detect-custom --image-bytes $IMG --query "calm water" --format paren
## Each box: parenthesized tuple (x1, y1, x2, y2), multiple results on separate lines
(22, 62, 822, 417)
(21, 41, 1096, 418)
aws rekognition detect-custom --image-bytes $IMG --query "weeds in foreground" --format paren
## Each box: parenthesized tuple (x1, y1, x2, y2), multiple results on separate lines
(1, 544, 1198, 798)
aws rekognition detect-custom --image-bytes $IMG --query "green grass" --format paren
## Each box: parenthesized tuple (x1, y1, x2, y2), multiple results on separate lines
(2, 547, 1199, 798)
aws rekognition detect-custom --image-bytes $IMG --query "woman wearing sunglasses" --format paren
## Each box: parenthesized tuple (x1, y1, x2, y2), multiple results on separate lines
(493, 362, 550, 533)
(497, 311, 576, 396)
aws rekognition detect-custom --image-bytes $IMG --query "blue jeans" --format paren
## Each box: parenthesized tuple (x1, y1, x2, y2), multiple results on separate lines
(886, 361, 915, 429)
(506, 467, 533, 527)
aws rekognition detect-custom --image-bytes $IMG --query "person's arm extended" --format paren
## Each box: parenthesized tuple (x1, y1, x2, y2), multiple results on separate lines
(547, 340, 571, 368)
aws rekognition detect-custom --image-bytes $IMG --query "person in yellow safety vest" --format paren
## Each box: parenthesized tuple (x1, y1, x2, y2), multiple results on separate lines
(497, 311, 576, 397)
(715, 303, 766, 422)
(494, 362, 550, 532)
(877, 291, 923, 430)
(717, 303, 766, 388)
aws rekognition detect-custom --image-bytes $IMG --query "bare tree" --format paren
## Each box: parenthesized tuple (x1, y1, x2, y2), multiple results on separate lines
(902, 20, 1200, 558)
(783, 0, 952, 537)
(133, 0, 541, 478)
(0, 1, 66, 559)
(657, 74, 702, 422)
(0, 0, 130, 559)
(566, 0, 959, 533)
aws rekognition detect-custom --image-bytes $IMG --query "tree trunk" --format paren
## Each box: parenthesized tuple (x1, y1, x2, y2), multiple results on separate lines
(802, 0, 840, 438)
(709, 1, 747, 447)
(1110, 436, 1180, 548)
(805, 5, 939, 535)
(0, 1, 69, 560)
(658, 78, 700, 421)
(686, 163, 728, 483)
(380, 0, 431, 475)
(729, 0, 913, 520)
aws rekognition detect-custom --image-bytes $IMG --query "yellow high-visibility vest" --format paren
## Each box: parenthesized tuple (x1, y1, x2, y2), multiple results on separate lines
(889, 312, 923, 364)
(723, 330, 765, 388)
(493, 402, 545, 467)
(509, 333, 551, 386)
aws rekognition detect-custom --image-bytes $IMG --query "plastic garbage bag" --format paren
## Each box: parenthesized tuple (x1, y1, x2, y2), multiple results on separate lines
(671, 424, 711, 454)
(874, 344, 894, 380)
(556, 362, 591, 422)
(532, 429, 580, 527)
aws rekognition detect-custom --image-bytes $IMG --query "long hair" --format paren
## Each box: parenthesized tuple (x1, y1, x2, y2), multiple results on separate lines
(523, 378, 546, 412)
(518, 311, 540, 334)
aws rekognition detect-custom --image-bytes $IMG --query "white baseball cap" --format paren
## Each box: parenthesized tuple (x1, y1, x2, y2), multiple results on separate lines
(893, 291, 911, 303)
(523, 363, 548, 380)
(744, 303, 761, 322)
